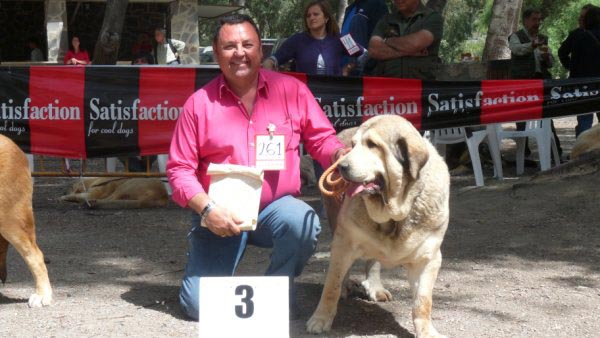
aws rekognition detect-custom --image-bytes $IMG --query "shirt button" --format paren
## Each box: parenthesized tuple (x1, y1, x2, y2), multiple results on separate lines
(249, 120, 253, 124)
(238, 101, 242, 105)
(250, 142, 255, 147)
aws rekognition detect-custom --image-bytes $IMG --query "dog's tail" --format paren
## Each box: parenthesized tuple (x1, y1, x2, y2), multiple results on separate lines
(0, 234, 8, 283)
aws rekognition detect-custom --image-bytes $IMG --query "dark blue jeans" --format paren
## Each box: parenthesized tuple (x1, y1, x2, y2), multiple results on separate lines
(179, 195, 321, 320)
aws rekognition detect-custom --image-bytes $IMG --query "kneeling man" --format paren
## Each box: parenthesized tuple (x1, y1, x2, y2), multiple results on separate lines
(166, 14, 345, 319)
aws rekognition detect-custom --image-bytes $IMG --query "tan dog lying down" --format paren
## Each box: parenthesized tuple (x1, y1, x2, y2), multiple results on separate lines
(571, 123, 600, 160)
(307, 115, 450, 338)
(61, 177, 168, 209)
(0, 135, 53, 307)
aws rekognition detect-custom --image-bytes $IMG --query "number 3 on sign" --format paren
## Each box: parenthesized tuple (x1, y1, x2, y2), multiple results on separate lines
(235, 285, 254, 318)
(199, 276, 289, 338)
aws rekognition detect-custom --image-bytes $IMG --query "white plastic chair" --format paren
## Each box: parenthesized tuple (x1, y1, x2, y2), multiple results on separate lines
(27, 154, 35, 184)
(26, 155, 71, 184)
(106, 157, 118, 172)
(495, 119, 560, 175)
(429, 125, 503, 186)
(157, 154, 172, 196)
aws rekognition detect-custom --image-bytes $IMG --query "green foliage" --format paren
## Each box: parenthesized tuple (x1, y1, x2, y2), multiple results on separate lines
(439, 0, 489, 63)
(437, 0, 597, 78)
(245, 0, 304, 39)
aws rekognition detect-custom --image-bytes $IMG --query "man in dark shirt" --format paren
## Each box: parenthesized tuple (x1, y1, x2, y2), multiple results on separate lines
(509, 8, 562, 158)
(558, 4, 600, 137)
(367, 0, 443, 80)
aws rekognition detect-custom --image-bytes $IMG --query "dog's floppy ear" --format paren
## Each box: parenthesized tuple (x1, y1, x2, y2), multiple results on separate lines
(395, 135, 429, 180)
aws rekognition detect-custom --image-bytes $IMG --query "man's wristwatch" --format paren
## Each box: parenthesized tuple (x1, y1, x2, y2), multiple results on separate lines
(199, 200, 216, 226)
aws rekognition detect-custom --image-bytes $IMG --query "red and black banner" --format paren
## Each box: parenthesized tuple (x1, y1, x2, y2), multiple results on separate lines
(1, 66, 599, 158)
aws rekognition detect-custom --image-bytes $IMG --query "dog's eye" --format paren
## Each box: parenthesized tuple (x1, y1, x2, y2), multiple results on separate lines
(366, 140, 377, 148)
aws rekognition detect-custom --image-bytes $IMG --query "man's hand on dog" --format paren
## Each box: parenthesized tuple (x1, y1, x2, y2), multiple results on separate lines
(332, 147, 352, 163)
(204, 205, 243, 237)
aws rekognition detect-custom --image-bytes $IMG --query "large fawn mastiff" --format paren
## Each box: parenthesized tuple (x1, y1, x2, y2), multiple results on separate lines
(307, 115, 450, 338)
(0, 134, 52, 307)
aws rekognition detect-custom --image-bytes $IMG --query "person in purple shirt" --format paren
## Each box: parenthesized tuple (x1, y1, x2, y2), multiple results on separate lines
(264, 0, 362, 215)
(263, 0, 354, 76)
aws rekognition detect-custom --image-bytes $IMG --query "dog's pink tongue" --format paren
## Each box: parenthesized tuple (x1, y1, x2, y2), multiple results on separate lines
(346, 182, 365, 198)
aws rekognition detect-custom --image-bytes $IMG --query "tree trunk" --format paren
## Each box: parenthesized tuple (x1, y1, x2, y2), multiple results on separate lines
(426, 0, 448, 13)
(482, 0, 523, 61)
(92, 0, 129, 65)
(337, 0, 348, 29)
(512, 0, 523, 33)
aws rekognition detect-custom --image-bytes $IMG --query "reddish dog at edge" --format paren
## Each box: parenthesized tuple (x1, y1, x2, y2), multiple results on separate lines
(0, 134, 53, 307)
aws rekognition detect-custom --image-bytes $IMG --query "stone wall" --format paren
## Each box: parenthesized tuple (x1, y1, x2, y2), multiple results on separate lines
(0, 1, 47, 62)
(170, 0, 200, 64)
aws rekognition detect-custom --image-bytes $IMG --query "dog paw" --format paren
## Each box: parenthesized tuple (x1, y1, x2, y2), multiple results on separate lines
(60, 195, 74, 203)
(416, 325, 447, 338)
(361, 280, 392, 302)
(306, 314, 333, 333)
(84, 200, 98, 209)
(418, 332, 448, 338)
(341, 278, 362, 299)
(28, 292, 52, 308)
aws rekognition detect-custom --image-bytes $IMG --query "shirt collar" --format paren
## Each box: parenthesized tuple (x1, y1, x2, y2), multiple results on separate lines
(217, 70, 270, 100)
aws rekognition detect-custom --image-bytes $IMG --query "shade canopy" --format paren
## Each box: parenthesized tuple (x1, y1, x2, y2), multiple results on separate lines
(198, 4, 243, 19)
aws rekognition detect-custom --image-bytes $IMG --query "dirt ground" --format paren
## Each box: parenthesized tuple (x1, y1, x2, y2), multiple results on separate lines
(1, 116, 599, 338)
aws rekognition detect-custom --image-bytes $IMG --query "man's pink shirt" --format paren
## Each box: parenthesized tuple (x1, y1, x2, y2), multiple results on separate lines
(167, 69, 344, 210)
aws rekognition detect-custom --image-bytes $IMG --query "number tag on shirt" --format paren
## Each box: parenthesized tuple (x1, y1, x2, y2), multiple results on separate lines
(255, 134, 286, 171)
(340, 34, 361, 55)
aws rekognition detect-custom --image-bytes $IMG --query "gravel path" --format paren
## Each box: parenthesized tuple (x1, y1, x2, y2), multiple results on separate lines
(1, 116, 599, 338)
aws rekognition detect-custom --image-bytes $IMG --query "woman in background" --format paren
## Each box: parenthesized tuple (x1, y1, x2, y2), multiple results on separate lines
(263, 0, 357, 76)
(64, 35, 90, 65)
(263, 0, 358, 216)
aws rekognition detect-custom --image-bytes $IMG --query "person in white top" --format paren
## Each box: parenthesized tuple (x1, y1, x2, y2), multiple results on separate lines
(508, 8, 562, 158)
(153, 28, 186, 65)
(28, 39, 44, 62)
(508, 8, 553, 79)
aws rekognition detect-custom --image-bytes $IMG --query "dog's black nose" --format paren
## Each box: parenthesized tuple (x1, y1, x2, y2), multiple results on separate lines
(338, 161, 350, 175)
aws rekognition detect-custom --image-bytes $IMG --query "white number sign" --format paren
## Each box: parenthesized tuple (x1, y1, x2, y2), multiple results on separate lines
(199, 276, 289, 338)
